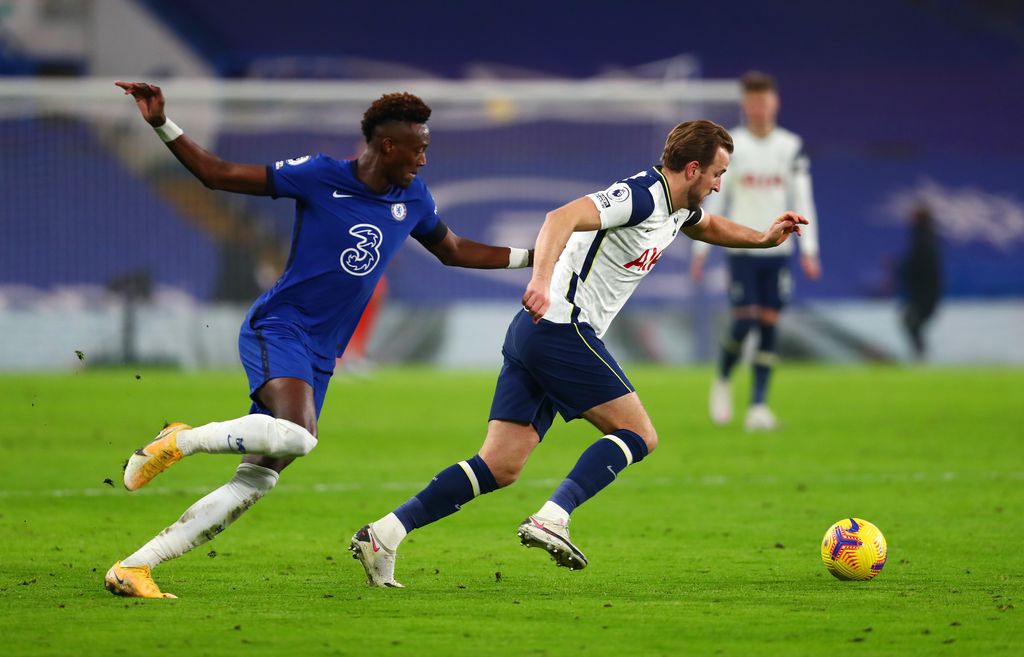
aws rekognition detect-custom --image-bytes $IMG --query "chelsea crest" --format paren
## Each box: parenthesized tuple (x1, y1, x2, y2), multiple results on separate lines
(391, 203, 407, 221)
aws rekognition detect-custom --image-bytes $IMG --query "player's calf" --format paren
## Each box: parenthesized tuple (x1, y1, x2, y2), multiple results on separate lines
(178, 415, 317, 457)
(115, 463, 279, 578)
(123, 415, 314, 491)
(519, 429, 649, 570)
(546, 429, 649, 519)
(352, 454, 500, 586)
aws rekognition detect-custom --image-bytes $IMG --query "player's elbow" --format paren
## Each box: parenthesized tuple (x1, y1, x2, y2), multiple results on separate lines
(432, 240, 463, 267)
(202, 167, 236, 192)
(193, 166, 224, 191)
(434, 249, 459, 267)
(198, 159, 242, 192)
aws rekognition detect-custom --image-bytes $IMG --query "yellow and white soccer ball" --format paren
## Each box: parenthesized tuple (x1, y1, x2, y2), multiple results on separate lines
(820, 518, 887, 581)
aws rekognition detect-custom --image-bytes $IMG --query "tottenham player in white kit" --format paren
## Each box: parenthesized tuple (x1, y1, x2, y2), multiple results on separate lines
(350, 120, 808, 586)
(690, 72, 820, 431)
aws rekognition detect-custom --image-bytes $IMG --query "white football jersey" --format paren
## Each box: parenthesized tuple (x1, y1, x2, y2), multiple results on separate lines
(694, 125, 818, 258)
(543, 167, 704, 337)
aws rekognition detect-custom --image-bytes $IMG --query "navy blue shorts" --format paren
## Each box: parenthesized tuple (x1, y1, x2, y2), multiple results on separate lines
(488, 310, 635, 439)
(238, 320, 334, 418)
(728, 255, 792, 310)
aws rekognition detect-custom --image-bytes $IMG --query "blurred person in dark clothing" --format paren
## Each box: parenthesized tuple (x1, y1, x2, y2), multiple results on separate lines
(899, 204, 942, 360)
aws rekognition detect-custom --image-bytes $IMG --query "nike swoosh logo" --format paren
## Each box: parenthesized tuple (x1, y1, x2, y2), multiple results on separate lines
(607, 465, 618, 479)
(369, 534, 381, 553)
(333, 191, 353, 198)
(531, 518, 545, 529)
(114, 573, 126, 585)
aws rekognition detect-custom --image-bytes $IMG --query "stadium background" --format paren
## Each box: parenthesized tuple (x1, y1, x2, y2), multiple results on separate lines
(2, 4, 1023, 656)
(1, 0, 1022, 370)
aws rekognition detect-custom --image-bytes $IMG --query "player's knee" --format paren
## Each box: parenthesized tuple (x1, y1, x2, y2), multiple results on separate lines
(490, 462, 522, 488)
(270, 417, 318, 457)
(733, 306, 758, 320)
(243, 454, 296, 474)
(624, 420, 658, 455)
(479, 453, 522, 488)
(641, 425, 659, 454)
(234, 462, 280, 494)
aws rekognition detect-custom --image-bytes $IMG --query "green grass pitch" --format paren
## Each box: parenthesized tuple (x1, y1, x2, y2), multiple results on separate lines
(1, 365, 1021, 656)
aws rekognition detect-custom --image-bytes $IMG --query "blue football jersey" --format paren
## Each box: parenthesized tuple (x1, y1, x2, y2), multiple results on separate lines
(247, 154, 440, 357)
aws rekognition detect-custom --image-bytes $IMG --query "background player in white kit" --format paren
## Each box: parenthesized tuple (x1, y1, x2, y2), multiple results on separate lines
(690, 71, 821, 431)
(350, 120, 809, 586)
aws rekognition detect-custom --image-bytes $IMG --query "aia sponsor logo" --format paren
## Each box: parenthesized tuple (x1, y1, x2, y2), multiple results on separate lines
(623, 247, 662, 272)
(741, 173, 783, 188)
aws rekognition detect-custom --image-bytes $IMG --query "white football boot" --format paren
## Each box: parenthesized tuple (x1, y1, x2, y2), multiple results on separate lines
(744, 404, 779, 431)
(516, 515, 588, 570)
(349, 524, 404, 588)
(709, 378, 733, 425)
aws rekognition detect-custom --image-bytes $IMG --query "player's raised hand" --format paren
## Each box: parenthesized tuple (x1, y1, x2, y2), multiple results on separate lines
(115, 80, 167, 127)
(801, 254, 822, 280)
(689, 253, 707, 284)
(762, 211, 808, 247)
(522, 278, 550, 323)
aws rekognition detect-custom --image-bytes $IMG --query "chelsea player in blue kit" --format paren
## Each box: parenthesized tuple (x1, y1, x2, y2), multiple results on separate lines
(105, 81, 533, 599)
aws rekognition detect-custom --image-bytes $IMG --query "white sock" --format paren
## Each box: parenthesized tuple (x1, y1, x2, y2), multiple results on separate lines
(537, 501, 570, 524)
(177, 415, 317, 458)
(121, 463, 279, 569)
(370, 513, 408, 552)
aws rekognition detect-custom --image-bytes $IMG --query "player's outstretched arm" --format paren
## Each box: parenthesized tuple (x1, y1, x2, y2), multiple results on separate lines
(424, 228, 533, 269)
(115, 81, 269, 196)
(522, 197, 602, 322)
(683, 211, 808, 249)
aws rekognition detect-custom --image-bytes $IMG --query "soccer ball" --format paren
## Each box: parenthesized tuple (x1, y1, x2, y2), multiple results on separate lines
(820, 518, 887, 581)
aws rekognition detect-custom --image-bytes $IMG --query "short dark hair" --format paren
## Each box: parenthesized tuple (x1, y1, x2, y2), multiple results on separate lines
(361, 92, 432, 142)
(661, 119, 733, 171)
(741, 70, 777, 93)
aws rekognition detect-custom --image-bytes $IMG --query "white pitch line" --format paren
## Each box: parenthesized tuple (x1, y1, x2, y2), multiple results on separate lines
(0, 471, 1021, 500)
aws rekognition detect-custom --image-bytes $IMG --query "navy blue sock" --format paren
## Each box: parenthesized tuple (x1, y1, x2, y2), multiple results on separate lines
(393, 454, 498, 532)
(719, 318, 755, 379)
(752, 322, 778, 404)
(549, 429, 649, 515)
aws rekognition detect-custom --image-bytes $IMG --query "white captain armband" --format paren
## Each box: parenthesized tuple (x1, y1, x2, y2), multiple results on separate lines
(507, 247, 530, 269)
(153, 117, 184, 143)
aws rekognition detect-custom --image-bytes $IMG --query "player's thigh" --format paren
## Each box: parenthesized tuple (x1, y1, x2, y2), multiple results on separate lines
(489, 329, 557, 441)
(254, 377, 317, 433)
(478, 420, 541, 487)
(728, 256, 758, 313)
(239, 324, 320, 428)
(754, 257, 791, 318)
(244, 377, 317, 473)
(517, 318, 636, 430)
(581, 392, 658, 452)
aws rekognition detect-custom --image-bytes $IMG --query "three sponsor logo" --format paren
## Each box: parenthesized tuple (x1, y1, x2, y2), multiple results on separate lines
(340, 224, 384, 277)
